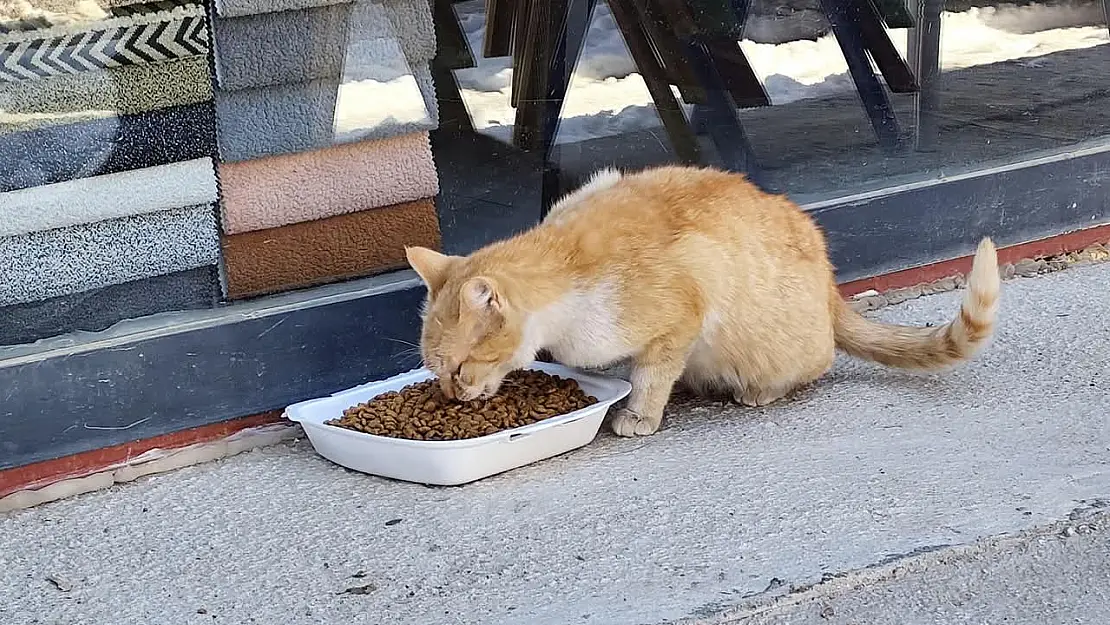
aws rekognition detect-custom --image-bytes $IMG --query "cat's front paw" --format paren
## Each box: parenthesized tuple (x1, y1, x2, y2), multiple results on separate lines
(610, 408, 660, 437)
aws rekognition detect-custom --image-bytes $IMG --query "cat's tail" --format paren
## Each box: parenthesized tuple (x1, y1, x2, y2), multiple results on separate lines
(832, 237, 1000, 370)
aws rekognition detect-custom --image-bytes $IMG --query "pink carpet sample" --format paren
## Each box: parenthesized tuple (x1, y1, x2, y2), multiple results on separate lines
(219, 131, 438, 234)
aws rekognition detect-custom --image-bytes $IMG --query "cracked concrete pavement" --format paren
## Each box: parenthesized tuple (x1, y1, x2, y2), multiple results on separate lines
(1, 261, 1108, 625)
(721, 508, 1110, 625)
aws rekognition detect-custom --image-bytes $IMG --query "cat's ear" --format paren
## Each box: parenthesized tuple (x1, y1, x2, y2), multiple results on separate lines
(406, 246, 458, 295)
(460, 276, 502, 314)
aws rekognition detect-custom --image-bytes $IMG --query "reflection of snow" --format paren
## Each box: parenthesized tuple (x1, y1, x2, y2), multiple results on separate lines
(333, 75, 432, 142)
(0, 0, 107, 26)
(449, 0, 1110, 145)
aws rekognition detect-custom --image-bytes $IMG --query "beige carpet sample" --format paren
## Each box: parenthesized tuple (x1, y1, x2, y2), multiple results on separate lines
(218, 131, 438, 234)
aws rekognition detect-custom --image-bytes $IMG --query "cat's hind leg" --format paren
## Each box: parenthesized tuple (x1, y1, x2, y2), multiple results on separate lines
(707, 319, 835, 409)
(735, 385, 790, 407)
(730, 346, 834, 408)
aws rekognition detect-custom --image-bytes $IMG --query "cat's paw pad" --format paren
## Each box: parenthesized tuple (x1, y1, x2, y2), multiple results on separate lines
(610, 408, 660, 437)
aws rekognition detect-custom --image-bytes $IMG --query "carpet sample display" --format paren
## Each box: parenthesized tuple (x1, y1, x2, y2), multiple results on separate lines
(0, 2, 208, 82)
(0, 202, 220, 305)
(0, 56, 212, 134)
(0, 265, 220, 347)
(219, 132, 438, 234)
(0, 102, 217, 192)
(220, 197, 441, 299)
(211, 2, 351, 91)
(0, 157, 218, 235)
(211, 0, 344, 18)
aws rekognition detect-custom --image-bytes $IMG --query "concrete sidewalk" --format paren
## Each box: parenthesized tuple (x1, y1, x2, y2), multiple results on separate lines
(736, 510, 1110, 625)
(2, 261, 1108, 625)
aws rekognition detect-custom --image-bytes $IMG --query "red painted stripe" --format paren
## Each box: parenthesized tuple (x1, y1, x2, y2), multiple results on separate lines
(0, 411, 286, 500)
(3, 223, 1109, 500)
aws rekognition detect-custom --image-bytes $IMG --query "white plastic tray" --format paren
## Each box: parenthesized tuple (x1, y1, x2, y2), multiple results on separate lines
(285, 361, 632, 485)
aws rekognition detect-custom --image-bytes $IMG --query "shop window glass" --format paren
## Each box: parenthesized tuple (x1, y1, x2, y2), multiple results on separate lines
(1, 0, 1107, 348)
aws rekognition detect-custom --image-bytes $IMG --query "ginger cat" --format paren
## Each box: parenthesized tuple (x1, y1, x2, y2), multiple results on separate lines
(405, 165, 1000, 437)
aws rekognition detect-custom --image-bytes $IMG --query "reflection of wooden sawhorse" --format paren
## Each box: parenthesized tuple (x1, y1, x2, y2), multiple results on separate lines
(907, 0, 942, 151)
(431, 0, 478, 133)
(661, 0, 924, 155)
(818, 0, 919, 151)
(482, 0, 770, 211)
(473, 0, 924, 211)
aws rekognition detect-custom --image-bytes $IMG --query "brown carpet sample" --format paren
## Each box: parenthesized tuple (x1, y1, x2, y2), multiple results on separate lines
(220, 197, 441, 299)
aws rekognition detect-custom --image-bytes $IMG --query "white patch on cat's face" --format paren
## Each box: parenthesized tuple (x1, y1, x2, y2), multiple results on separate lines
(544, 167, 623, 225)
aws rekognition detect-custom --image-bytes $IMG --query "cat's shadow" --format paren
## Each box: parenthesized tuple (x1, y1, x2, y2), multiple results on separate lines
(603, 367, 978, 435)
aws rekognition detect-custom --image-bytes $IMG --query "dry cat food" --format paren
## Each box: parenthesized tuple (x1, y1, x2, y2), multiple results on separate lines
(326, 369, 599, 441)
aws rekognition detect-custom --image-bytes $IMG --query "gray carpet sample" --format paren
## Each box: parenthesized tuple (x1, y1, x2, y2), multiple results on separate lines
(0, 56, 213, 134)
(211, 2, 353, 91)
(212, 0, 346, 18)
(213, 1, 436, 161)
(0, 102, 218, 193)
(0, 203, 220, 305)
(379, 0, 434, 69)
(215, 79, 338, 162)
(0, 158, 218, 237)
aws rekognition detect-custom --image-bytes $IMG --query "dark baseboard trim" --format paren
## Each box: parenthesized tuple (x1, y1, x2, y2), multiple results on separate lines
(2, 142, 1110, 473)
(840, 222, 1110, 297)
(0, 275, 426, 470)
(808, 139, 1110, 283)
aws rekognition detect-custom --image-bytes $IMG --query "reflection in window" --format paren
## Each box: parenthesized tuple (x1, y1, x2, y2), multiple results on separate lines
(435, 0, 1110, 202)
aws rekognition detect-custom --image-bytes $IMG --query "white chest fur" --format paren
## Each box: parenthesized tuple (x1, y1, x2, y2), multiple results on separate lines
(523, 284, 632, 368)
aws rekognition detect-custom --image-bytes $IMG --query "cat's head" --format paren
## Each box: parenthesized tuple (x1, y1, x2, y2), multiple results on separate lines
(405, 246, 530, 401)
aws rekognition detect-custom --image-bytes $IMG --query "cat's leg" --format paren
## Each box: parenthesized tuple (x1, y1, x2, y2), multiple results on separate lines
(677, 342, 722, 398)
(610, 335, 694, 437)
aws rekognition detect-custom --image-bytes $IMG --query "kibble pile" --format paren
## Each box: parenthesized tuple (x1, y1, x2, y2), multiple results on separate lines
(326, 369, 599, 441)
